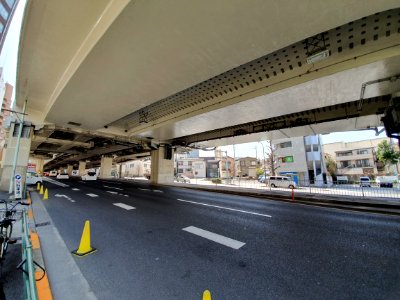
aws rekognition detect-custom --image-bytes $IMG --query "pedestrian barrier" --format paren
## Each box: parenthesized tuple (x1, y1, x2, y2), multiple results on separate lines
(177, 178, 400, 200)
(20, 212, 39, 300)
(72, 220, 97, 256)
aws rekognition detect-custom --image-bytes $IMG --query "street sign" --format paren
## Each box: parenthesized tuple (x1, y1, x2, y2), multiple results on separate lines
(15, 173, 22, 199)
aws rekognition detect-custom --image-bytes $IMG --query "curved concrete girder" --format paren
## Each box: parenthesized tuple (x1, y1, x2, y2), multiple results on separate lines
(17, 1, 400, 131)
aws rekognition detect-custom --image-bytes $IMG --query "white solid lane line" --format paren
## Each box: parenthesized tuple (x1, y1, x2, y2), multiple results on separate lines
(43, 177, 69, 187)
(176, 199, 272, 218)
(182, 226, 245, 250)
(113, 203, 136, 210)
(86, 193, 99, 197)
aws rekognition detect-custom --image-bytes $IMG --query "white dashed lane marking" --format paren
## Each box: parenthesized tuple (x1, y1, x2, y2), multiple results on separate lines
(106, 191, 118, 195)
(72, 188, 80, 191)
(104, 185, 123, 191)
(113, 203, 136, 210)
(86, 193, 99, 197)
(182, 226, 245, 250)
(176, 199, 272, 218)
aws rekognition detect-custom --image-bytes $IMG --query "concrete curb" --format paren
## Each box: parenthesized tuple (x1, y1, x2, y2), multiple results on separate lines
(27, 191, 53, 300)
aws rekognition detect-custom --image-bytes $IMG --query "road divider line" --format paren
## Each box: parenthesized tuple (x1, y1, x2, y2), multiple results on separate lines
(182, 226, 245, 249)
(86, 193, 98, 197)
(113, 203, 136, 210)
(176, 199, 272, 218)
(43, 177, 69, 187)
(104, 185, 123, 190)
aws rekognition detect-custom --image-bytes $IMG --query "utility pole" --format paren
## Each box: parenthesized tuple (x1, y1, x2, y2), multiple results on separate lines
(9, 99, 28, 194)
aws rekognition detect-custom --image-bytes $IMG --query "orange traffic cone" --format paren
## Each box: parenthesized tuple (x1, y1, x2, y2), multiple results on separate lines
(72, 220, 97, 256)
(203, 290, 211, 300)
(43, 188, 48, 200)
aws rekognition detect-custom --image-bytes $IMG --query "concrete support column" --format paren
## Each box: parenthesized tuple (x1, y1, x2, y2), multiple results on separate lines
(78, 161, 86, 176)
(150, 146, 174, 184)
(67, 164, 73, 176)
(0, 122, 32, 191)
(99, 156, 113, 179)
(58, 167, 64, 174)
(33, 158, 44, 174)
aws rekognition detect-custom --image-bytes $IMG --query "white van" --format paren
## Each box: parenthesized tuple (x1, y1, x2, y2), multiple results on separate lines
(268, 176, 297, 188)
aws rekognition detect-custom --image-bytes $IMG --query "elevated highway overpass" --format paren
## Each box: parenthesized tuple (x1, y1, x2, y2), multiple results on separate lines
(6, 0, 400, 184)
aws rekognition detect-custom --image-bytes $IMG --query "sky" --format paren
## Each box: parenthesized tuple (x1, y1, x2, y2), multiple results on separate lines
(0, 1, 390, 160)
(0, 0, 26, 102)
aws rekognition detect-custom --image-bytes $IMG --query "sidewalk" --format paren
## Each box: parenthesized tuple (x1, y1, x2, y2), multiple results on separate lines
(29, 190, 97, 300)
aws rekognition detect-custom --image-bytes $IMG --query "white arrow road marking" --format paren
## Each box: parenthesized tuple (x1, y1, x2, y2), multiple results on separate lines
(72, 188, 80, 191)
(103, 185, 123, 190)
(113, 203, 136, 210)
(182, 226, 245, 250)
(86, 193, 98, 197)
(54, 194, 76, 203)
(106, 191, 118, 195)
(176, 198, 272, 218)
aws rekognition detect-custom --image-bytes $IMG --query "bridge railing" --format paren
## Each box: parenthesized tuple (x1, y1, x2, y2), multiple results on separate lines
(176, 177, 400, 200)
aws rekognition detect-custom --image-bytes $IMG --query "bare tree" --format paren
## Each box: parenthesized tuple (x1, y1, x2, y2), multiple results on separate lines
(263, 140, 279, 176)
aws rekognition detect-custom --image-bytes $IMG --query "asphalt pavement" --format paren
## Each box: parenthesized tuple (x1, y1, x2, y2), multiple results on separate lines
(31, 178, 400, 300)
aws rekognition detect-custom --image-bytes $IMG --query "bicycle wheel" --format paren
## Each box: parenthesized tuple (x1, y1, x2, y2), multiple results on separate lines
(0, 223, 12, 260)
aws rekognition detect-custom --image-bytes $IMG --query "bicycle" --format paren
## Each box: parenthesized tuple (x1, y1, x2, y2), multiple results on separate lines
(0, 199, 29, 299)
(0, 200, 29, 262)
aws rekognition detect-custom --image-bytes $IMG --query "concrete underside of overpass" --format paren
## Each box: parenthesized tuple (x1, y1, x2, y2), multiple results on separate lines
(13, 1, 400, 169)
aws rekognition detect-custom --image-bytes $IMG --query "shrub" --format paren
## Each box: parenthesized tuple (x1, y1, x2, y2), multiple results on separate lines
(211, 178, 222, 184)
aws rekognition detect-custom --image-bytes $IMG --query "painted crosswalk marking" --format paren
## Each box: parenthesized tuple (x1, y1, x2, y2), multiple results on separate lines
(182, 226, 245, 249)
(86, 193, 98, 197)
(113, 203, 136, 210)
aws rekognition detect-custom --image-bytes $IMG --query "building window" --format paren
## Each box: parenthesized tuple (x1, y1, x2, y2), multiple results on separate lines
(281, 156, 294, 163)
(240, 161, 245, 166)
(279, 141, 292, 148)
(336, 151, 353, 157)
(188, 161, 192, 166)
(356, 159, 371, 168)
(251, 161, 256, 166)
(356, 149, 369, 155)
(0, 4, 9, 21)
(339, 161, 352, 168)
(177, 161, 183, 166)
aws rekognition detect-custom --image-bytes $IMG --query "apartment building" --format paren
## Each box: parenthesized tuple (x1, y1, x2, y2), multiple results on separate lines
(235, 157, 258, 178)
(272, 135, 328, 185)
(323, 137, 396, 179)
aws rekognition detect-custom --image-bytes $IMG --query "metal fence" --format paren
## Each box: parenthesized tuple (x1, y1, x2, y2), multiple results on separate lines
(176, 177, 400, 200)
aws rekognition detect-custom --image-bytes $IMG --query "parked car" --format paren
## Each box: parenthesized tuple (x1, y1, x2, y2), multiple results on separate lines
(49, 170, 58, 177)
(376, 176, 395, 188)
(359, 176, 371, 187)
(56, 173, 69, 180)
(267, 176, 297, 188)
(26, 173, 43, 185)
(175, 175, 190, 183)
(81, 171, 97, 181)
